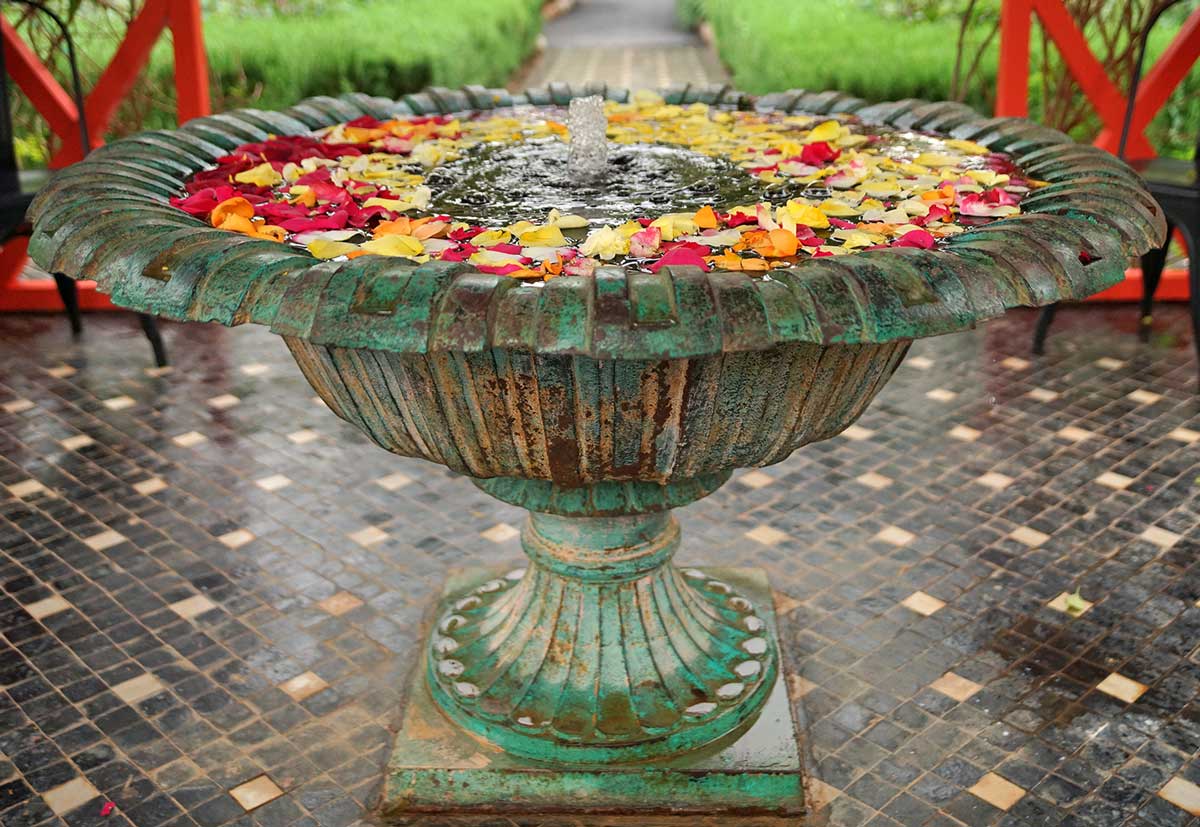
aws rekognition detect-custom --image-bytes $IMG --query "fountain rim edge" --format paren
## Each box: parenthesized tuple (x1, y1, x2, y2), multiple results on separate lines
(26, 84, 1166, 359)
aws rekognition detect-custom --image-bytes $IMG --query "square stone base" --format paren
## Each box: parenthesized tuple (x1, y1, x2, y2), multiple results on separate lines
(381, 567, 807, 825)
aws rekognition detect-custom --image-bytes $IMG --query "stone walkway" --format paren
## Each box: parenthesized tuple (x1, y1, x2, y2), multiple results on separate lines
(1, 304, 1198, 827)
(517, 0, 726, 89)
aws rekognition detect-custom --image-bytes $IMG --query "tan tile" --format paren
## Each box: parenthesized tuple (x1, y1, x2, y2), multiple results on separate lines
(43, 776, 99, 815)
(840, 424, 873, 441)
(1140, 526, 1181, 549)
(925, 388, 956, 402)
(240, 363, 270, 376)
(207, 393, 240, 410)
(350, 525, 388, 547)
(84, 530, 125, 551)
(1096, 672, 1147, 704)
(481, 523, 519, 543)
(1167, 427, 1199, 445)
(968, 772, 1025, 811)
(1056, 426, 1093, 442)
(2, 398, 34, 414)
(906, 355, 933, 370)
(949, 425, 980, 442)
(1048, 591, 1093, 616)
(287, 429, 319, 445)
(787, 675, 818, 698)
(59, 434, 94, 451)
(133, 477, 167, 496)
(855, 471, 892, 490)
(279, 671, 328, 702)
(318, 591, 363, 616)
(975, 471, 1013, 491)
(746, 525, 788, 546)
(1009, 526, 1049, 548)
(1095, 357, 1125, 370)
(172, 430, 207, 447)
(1026, 388, 1059, 402)
(1096, 471, 1133, 490)
(255, 474, 291, 492)
(738, 470, 774, 489)
(931, 672, 983, 702)
(875, 525, 915, 547)
(170, 594, 217, 620)
(45, 364, 76, 379)
(807, 777, 840, 811)
(8, 479, 48, 498)
(772, 590, 802, 616)
(229, 775, 283, 811)
(219, 529, 254, 549)
(1128, 389, 1162, 405)
(901, 591, 945, 616)
(25, 595, 70, 620)
(376, 471, 413, 490)
(1159, 777, 1200, 816)
(102, 395, 136, 411)
(112, 673, 166, 705)
(1000, 356, 1030, 370)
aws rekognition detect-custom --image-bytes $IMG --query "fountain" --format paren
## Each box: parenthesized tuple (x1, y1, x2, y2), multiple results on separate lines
(27, 84, 1164, 822)
(567, 94, 609, 180)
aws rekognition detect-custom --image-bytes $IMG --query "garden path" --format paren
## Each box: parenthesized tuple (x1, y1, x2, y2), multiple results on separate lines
(515, 0, 727, 89)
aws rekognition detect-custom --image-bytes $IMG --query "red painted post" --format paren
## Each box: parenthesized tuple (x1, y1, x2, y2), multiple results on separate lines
(170, 0, 210, 122)
(0, 0, 210, 312)
(996, 0, 1033, 117)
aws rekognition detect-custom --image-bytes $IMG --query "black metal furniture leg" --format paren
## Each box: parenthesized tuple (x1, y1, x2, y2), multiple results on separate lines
(1138, 219, 1172, 342)
(1032, 303, 1058, 355)
(138, 313, 169, 367)
(1183, 226, 1200, 392)
(53, 272, 82, 336)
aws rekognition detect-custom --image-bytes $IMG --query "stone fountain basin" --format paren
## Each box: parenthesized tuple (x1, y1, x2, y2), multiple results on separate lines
(286, 323, 906, 487)
(25, 83, 1164, 493)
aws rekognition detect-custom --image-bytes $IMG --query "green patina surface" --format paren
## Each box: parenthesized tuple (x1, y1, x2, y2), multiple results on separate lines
(28, 84, 1166, 360)
(387, 566, 804, 821)
(25, 84, 1168, 817)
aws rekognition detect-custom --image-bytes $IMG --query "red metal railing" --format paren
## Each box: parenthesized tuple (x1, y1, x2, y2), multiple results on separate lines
(0, 0, 209, 311)
(996, 0, 1199, 301)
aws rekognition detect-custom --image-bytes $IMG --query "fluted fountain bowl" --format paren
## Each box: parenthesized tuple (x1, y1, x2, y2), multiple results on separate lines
(27, 84, 1163, 770)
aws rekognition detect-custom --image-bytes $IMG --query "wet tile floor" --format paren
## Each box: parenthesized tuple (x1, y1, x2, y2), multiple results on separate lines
(0, 305, 1197, 827)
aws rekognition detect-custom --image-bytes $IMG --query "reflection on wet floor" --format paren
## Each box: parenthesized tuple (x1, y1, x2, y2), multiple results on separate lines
(0, 304, 1197, 827)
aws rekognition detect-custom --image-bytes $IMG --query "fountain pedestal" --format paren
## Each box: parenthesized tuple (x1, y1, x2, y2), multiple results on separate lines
(383, 477, 806, 822)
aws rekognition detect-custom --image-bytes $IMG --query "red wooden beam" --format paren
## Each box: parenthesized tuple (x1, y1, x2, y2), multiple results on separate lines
(1094, 8, 1200, 155)
(996, 0, 1034, 117)
(1, 0, 209, 312)
(0, 20, 79, 144)
(170, 0, 210, 121)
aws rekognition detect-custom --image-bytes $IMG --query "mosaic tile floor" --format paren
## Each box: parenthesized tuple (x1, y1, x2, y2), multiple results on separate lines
(0, 304, 1198, 827)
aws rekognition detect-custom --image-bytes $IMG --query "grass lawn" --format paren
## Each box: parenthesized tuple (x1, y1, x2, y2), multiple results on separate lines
(695, 0, 1198, 158)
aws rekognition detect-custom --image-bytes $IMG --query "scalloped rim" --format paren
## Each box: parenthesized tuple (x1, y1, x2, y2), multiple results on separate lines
(27, 83, 1166, 359)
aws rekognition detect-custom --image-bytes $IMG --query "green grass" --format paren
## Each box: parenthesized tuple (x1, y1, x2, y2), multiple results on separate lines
(150, 0, 543, 122)
(11, 0, 543, 163)
(697, 0, 1198, 158)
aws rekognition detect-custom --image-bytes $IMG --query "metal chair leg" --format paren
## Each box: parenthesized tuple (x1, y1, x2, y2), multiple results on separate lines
(1032, 303, 1058, 355)
(52, 272, 82, 336)
(138, 313, 168, 367)
(1138, 219, 1173, 342)
(1181, 225, 1200, 392)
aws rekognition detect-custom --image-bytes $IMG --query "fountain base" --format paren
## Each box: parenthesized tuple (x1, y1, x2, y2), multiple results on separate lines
(383, 566, 806, 823)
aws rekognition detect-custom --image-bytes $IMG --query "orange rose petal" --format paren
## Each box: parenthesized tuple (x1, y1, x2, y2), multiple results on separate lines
(767, 229, 798, 257)
(694, 205, 719, 229)
(211, 196, 254, 228)
(216, 213, 257, 236)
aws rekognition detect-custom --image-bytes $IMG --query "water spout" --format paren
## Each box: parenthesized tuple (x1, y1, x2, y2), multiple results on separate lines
(567, 95, 609, 182)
